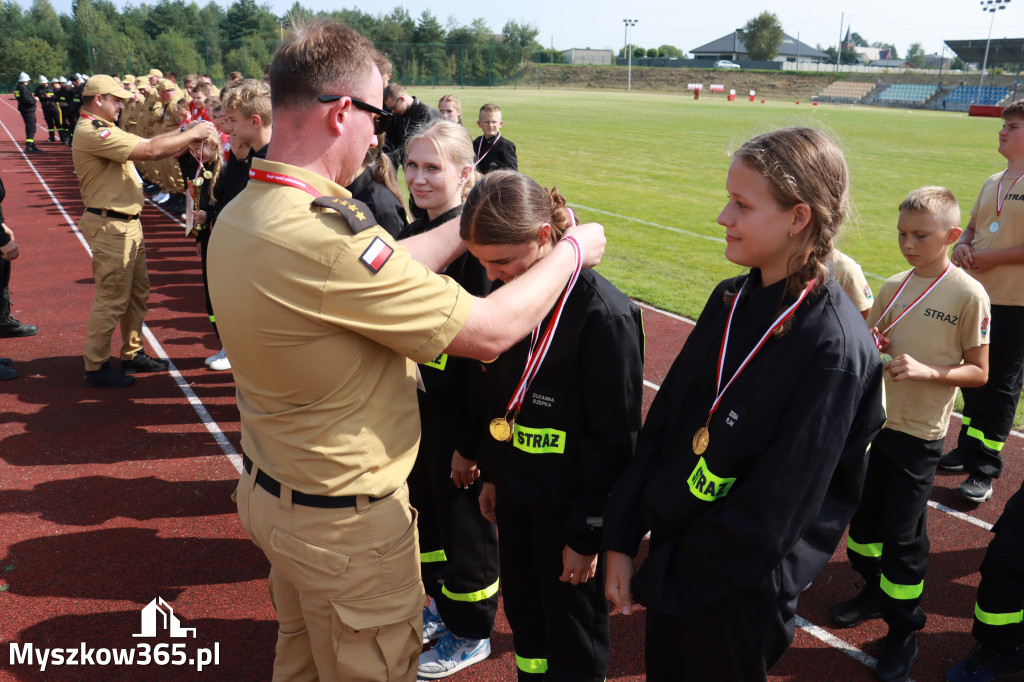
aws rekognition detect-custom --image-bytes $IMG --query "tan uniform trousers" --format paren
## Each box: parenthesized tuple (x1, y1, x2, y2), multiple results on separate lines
(79, 211, 148, 371)
(236, 464, 423, 682)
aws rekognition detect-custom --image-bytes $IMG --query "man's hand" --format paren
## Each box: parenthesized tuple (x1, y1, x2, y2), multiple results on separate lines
(478, 482, 497, 523)
(186, 120, 216, 143)
(560, 546, 598, 585)
(562, 222, 606, 270)
(451, 450, 480, 489)
(605, 550, 636, 614)
(1, 224, 18, 261)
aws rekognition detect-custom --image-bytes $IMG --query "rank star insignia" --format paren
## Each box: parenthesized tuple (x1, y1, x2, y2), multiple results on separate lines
(355, 211, 365, 220)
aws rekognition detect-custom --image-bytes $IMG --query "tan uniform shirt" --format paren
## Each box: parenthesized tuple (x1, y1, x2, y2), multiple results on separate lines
(71, 113, 144, 215)
(832, 249, 874, 313)
(869, 265, 991, 440)
(208, 158, 473, 497)
(969, 170, 1024, 306)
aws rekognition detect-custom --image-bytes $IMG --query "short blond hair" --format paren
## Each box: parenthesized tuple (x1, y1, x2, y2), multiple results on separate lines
(222, 79, 272, 126)
(478, 103, 502, 119)
(899, 186, 960, 230)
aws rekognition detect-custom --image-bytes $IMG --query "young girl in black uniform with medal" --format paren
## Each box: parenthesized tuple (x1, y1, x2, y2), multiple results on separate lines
(602, 127, 886, 681)
(461, 170, 645, 682)
(400, 120, 501, 679)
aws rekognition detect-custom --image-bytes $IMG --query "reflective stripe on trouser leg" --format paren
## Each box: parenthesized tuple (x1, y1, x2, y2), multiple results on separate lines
(847, 536, 883, 558)
(442, 578, 499, 603)
(515, 653, 548, 675)
(420, 549, 447, 563)
(880, 574, 923, 601)
(976, 603, 1024, 626)
(964, 423, 1006, 452)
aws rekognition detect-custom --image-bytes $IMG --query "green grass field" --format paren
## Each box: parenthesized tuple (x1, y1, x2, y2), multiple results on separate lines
(412, 87, 1018, 425)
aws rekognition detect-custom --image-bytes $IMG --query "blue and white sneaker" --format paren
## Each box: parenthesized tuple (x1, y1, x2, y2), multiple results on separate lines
(422, 600, 448, 645)
(417, 632, 491, 679)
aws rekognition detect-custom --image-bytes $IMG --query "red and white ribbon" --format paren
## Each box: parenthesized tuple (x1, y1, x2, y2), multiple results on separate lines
(872, 263, 952, 349)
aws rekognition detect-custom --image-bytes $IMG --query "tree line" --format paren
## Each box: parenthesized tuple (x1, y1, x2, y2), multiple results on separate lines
(0, 0, 560, 86)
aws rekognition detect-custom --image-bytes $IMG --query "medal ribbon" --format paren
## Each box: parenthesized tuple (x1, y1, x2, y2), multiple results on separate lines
(872, 263, 952, 349)
(248, 168, 323, 198)
(473, 131, 501, 166)
(996, 170, 1024, 216)
(709, 279, 814, 419)
(502, 232, 583, 420)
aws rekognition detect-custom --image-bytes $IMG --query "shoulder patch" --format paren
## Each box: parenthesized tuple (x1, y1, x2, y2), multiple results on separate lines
(311, 196, 379, 234)
(359, 236, 394, 274)
(99, 129, 111, 139)
(92, 119, 109, 128)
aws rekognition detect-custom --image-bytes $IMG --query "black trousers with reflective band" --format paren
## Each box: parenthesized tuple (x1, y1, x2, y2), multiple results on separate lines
(958, 304, 1024, 478)
(847, 428, 942, 633)
(973, 481, 1024, 650)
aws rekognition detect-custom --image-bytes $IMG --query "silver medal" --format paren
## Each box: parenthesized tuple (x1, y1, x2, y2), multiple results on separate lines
(991, 221, 1001, 233)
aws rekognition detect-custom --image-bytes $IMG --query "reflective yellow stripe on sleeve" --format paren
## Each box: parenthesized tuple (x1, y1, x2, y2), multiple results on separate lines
(515, 654, 548, 674)
(975, 602, 1024, 626)
(420, 549, 447, 563)
(442, 578, 499, 603)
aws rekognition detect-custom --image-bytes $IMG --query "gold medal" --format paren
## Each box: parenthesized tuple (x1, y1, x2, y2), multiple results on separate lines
(489, 417, 512, 442)
(693, 425, 710, 455)
(193, 176, 204, 187)
(202, 169, 213, 180)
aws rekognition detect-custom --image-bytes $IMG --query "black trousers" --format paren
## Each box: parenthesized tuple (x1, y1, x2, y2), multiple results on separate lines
(20, 109, 35, 142)
(42, 104, 59, 138)
(973, 481, 1024, 651)
(957, 304, 1024, 478)
(495, 495, 608, 682)
(645, 572, 796, 682)
(847, 428, 943, 633)
(408, 396, 499, 640)
(196, 228, 218, 338)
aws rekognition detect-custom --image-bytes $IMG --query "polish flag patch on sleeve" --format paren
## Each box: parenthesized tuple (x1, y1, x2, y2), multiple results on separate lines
(99, 129, 111, 139)
(359, 236, 394, 274)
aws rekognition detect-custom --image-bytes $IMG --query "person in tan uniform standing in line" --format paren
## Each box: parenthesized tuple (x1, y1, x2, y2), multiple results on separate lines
(208, 19, 607, 682)
(73, 75, 214, 388)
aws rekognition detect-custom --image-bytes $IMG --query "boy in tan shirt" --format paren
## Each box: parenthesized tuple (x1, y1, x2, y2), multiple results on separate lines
(830, 187, 990, 682)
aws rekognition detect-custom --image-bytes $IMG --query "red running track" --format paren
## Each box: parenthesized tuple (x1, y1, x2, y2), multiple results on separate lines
(0, 98, 1019, 681)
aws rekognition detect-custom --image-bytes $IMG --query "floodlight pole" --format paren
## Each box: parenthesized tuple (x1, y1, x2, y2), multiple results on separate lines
(980, 0, 1012, 94)
(623, 19, 638, 92)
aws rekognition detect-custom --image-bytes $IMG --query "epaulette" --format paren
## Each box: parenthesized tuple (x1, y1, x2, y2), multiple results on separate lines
(92, 119, 109, 128)
(311, 196, 379, 234)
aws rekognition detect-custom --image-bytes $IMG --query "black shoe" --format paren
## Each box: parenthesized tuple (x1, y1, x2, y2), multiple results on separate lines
(25, 144, 40, 153)
(0, 316, 38, 337)
(831, 585, 882, 628)
(876, 631, 917, 682)
(85, 361, 134, 388)
(143, 181, 159, 197)
(0, 364, 17, 380)
(946, 642, 1024, 681)
(0, 357, 12, 365)
(64, 139, 72, 148)
(121, 352, 169, 374)
(957, 474, 994, 503)
(48, 136, 56, 142)
(939, 448, 965, 471)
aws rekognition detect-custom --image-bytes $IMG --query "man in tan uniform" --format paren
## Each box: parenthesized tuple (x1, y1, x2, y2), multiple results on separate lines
(73, 75, 214, 388)
(207, 19, 606, 682)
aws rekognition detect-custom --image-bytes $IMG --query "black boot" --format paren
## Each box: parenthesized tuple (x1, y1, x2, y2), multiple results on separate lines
(0, 289, 38, 338)
(875, 630, 918, 682)
(830, 582, 883, 628)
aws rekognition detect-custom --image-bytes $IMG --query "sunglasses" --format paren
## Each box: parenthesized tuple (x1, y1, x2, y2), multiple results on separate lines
(318, 95, 393, 135)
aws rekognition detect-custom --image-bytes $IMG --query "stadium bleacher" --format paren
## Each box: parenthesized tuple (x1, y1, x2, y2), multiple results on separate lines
(941, 85, 1011, 111)
(875, 83, 939, 105)
(815, 81, 875, 103)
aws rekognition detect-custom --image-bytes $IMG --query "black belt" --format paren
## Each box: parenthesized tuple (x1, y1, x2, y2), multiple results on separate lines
(86, 207, 140, 221)
(242, 453, 394, 509)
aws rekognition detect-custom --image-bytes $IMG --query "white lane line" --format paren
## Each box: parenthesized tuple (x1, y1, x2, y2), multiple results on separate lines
(928, 500, 994, 531)
(795, 616, 902, 677)
(1, 115, 241, 473)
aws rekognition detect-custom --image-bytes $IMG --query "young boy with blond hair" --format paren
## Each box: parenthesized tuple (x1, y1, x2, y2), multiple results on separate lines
(830, 186, 991, 682)
(473, 103, 517, 174)
(941, 98, 1024, 504)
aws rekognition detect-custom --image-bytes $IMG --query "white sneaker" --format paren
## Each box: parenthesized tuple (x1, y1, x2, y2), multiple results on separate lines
(422, 600, 448, 644)
(209, 353, 231, 371)
(153, 192, 170, 204)
(417, 633, 490, 679)
(204, 348, 226, 366)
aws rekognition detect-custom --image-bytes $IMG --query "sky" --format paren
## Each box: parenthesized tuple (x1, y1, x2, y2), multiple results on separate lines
(46, 0, 1024, 58)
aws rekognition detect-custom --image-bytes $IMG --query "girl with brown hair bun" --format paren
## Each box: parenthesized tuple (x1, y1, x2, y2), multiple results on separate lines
(460, 170, 645, 682)
(602, 127, 886, 681)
